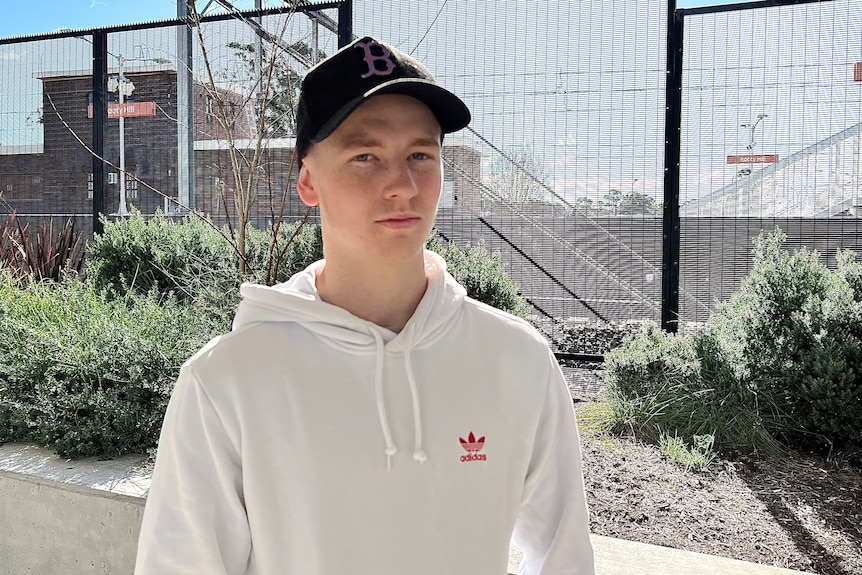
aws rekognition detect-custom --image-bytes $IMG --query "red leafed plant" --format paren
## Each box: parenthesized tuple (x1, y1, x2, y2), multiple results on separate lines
(1, 208, 85, 282)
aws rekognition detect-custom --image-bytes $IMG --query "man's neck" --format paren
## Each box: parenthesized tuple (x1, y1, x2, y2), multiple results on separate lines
(316, 255, 429, 332)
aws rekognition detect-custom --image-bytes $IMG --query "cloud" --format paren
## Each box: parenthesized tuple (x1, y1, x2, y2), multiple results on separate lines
(90, 0, 108, 7)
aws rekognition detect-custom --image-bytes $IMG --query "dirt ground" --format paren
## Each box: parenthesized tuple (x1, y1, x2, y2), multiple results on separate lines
(578, 417, 862, 575)
(556, 362, 861, 575)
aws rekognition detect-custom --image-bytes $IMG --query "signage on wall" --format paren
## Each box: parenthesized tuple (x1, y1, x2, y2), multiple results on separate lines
(855, 62, 862, 82)
(727, 154, 779, 164)
(87, 102, 157, 119)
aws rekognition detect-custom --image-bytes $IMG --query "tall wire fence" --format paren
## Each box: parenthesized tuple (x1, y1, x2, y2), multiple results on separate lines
(679, 0, 862, 324)
(1, 0, 860, 354)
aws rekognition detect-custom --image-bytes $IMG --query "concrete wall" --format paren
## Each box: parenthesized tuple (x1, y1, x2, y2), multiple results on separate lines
(0, 470, 144, 575)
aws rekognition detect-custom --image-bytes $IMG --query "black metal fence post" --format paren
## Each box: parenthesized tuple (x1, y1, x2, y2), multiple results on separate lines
(661, 3, 684, 332)
(91, 30, 107, 236)
(338, 0, 353, 47)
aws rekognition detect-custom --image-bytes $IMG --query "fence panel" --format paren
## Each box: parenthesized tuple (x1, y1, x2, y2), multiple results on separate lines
(354, 0, 670, 350)
(680, 0, 862, 325)
(0, 7, 338, 235)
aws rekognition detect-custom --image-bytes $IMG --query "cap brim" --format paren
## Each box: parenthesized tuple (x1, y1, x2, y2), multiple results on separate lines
(310, 78, 471, 146)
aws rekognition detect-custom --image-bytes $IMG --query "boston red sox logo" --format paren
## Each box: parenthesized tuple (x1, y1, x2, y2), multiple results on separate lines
(355, 40, 396, 78)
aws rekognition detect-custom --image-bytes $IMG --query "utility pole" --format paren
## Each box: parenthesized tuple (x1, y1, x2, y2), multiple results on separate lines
(177, 0, 195, 212)
(109, 57, 133, 215)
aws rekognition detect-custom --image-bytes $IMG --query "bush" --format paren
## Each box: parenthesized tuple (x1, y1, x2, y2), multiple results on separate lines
(427, 234, 528, 317)
(0, 272, 216, 458)
(605, 229, 862, 462)
(86, 212, 323, 324)
(86, 211, 237, 302)
(707, 229, 862, 455)
(604, 322, 780, 459)
(88, 216, 523, 318)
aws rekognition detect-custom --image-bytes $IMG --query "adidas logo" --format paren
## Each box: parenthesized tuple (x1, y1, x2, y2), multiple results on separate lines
(459, 432, 487, 462)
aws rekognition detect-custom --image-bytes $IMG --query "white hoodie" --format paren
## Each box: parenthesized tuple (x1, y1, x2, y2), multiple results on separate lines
(135, 251, 594, 575)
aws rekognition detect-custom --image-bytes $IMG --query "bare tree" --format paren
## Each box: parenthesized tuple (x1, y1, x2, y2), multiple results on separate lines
(487, 146, 551, 203)
(191, 3, 310, 280)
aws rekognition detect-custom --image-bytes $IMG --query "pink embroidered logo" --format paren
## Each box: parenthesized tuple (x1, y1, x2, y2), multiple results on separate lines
(355, 40, 396, 79)
(459, 432, 487, 462)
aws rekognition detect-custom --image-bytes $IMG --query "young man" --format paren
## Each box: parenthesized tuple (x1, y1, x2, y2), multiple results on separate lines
(135, 36, 594, 575)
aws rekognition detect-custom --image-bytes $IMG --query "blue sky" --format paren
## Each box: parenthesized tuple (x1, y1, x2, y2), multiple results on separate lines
(0, 0, 743, 39)
(0, 0, 259, 38)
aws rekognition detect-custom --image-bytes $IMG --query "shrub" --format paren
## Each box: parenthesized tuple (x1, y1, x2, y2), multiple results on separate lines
(86, 212, 323, 324)
(658, 431, 716, 473)
(707, 229, 862, 455)
(86, 211, 237, 302)
(605, 229, 862, 462)
(427, 234, 528, 317)
(604, 321, 783, 460)
(0, 273, 216, 458)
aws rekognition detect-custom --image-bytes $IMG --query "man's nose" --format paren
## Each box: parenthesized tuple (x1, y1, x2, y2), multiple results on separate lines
(383, 160, 420, 199)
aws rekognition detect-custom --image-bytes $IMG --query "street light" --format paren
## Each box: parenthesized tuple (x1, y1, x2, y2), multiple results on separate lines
(741, 114, 768, 153)
(738, 114, 768, 180)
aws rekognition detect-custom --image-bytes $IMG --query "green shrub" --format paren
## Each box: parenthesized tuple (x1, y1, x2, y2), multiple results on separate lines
(86, 211, 237, 302)
(658, 431, 716, 473)
(707, 229, 862, 455)
(242, 219, 324, 285)
(86, 212, 323, 324)
(604, 321, 783, 460)
(606, 322, 757, 442)
(427, 234, 528, 317)
(0, 273, 216, 458)
(605, 228, 862, 462)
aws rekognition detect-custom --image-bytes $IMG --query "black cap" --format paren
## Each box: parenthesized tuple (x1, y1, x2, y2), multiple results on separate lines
(295, 36, 471, 158)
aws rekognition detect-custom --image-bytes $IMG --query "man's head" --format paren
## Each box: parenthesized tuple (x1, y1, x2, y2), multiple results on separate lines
(295, 36, 470, 159)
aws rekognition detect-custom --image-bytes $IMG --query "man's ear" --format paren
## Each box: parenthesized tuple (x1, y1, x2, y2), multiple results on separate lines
(296, 159, 320, 207)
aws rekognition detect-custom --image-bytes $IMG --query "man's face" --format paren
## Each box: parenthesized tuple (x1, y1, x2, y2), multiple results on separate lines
(297, 94, 443, 267)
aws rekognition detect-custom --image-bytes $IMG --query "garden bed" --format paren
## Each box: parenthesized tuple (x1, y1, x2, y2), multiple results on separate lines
(577, 403, 862, 575)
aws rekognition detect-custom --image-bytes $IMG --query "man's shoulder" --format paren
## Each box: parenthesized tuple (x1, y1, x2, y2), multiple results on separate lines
(460, 296, 549, 349)
(183, 321, 301, 371)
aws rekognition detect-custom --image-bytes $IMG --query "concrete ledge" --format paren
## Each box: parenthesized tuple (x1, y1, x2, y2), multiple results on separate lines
(591, 535, 815, 575)
(1, 443, 817, 575)
(0, 469, 144, 575)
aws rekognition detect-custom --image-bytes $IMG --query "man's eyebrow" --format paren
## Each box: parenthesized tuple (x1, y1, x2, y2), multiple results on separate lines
(334, 133, 442, 150)
(410, 136, 443, 148)
(335, 133, 384, 149)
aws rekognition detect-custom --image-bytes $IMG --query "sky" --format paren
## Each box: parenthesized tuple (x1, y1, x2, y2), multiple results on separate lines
(0, 0, 259, 38)
(0, 0, 743, 39)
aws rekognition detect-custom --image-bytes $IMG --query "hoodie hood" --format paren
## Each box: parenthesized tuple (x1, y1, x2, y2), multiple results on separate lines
(231, 250, 466, 468)
(232, 250, 465, 352)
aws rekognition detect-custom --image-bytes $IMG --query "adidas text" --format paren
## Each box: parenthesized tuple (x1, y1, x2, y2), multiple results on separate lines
(460, 453, 487, 462)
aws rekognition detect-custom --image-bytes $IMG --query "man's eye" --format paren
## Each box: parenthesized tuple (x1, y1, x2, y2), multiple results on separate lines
(354, 153, 372, 162)
(411, 152, 429, 160)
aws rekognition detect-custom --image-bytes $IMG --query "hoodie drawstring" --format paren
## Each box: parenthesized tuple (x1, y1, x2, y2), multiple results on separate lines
(372, 329, 398, 471)
(404, 348, 428, 463)
(371, 327, 428, 470)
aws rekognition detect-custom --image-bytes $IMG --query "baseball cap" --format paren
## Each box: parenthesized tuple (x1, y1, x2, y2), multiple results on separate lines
(295, 36, 471, 158)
